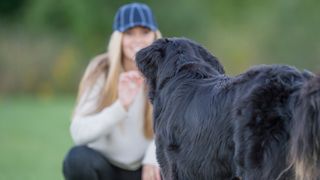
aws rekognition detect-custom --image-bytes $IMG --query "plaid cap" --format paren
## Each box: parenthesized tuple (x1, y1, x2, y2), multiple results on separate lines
(113, 2, 158, 32)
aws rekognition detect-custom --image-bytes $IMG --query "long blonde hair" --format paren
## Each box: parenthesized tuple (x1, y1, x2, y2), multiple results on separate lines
(76, 30, 162, 139)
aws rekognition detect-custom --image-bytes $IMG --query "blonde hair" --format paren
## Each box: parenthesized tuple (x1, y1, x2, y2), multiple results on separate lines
(76, 30, 162, 139)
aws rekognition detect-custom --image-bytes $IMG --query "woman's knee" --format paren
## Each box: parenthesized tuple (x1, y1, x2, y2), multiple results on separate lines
(64, 146, 91, 168)
(63, 146, 97, 178)
(63, 146, 113, 179)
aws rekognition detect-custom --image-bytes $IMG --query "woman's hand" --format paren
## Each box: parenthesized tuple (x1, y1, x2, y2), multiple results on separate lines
(118, 71, 144, 110)
(142, 164, 161, 180)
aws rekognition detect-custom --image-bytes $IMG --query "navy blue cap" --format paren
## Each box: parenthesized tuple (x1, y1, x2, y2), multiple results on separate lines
(113, 2, 158, 32)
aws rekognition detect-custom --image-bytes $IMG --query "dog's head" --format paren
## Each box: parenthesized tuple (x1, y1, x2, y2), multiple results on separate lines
(135, 37, 224, 102)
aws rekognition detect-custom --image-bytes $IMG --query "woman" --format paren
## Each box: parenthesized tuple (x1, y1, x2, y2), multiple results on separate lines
(63, 3, 162, 180)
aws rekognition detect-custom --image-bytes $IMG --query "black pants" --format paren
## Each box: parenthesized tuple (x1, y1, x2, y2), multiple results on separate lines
(63, 146, 142, 180)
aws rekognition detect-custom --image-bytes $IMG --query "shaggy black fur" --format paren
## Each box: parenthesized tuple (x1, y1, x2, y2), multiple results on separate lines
(135, 38, 320, 180)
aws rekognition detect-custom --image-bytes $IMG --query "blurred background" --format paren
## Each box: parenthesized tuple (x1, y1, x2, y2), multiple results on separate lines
(0, 0, 319, 179)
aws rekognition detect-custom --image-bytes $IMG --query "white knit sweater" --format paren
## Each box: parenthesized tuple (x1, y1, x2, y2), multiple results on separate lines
(70, 56, 158, 170)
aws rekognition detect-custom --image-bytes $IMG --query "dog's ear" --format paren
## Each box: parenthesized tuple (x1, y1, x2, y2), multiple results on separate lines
(170, 38, 225, 78)
(196, 44, 225, 74)
(176, 56, 215, 79)
(171, 39, 221, 78)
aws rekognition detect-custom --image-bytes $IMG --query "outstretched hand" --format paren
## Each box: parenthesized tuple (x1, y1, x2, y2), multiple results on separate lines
(118, 71, 144, 110)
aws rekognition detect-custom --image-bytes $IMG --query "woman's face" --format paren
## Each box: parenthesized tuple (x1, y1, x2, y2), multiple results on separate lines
(122, 26, 156, 63)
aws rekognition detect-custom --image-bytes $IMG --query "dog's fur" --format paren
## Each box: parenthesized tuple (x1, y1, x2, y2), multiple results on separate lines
(135, 38, 320, 180)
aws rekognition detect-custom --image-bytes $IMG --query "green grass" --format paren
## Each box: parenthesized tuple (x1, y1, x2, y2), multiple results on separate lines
(0, 96, 75, 180)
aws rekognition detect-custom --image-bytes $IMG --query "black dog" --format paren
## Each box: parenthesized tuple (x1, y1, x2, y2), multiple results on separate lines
(135, 38, 320, 180)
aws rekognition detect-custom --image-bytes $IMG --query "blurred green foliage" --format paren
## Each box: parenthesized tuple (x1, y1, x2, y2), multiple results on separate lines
(0, 0, 319, 97)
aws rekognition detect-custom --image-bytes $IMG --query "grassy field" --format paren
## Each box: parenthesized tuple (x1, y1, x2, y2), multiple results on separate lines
(0, 96, 75, 180)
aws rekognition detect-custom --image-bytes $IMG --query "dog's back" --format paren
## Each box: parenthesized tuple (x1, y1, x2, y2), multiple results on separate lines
(232, 65, 313, 180)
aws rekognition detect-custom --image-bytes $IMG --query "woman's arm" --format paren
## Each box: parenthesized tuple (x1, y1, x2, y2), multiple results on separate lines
(70, 98, 127, 145)
(70, 62, 144, 146)
(70, 56, 128, 145)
